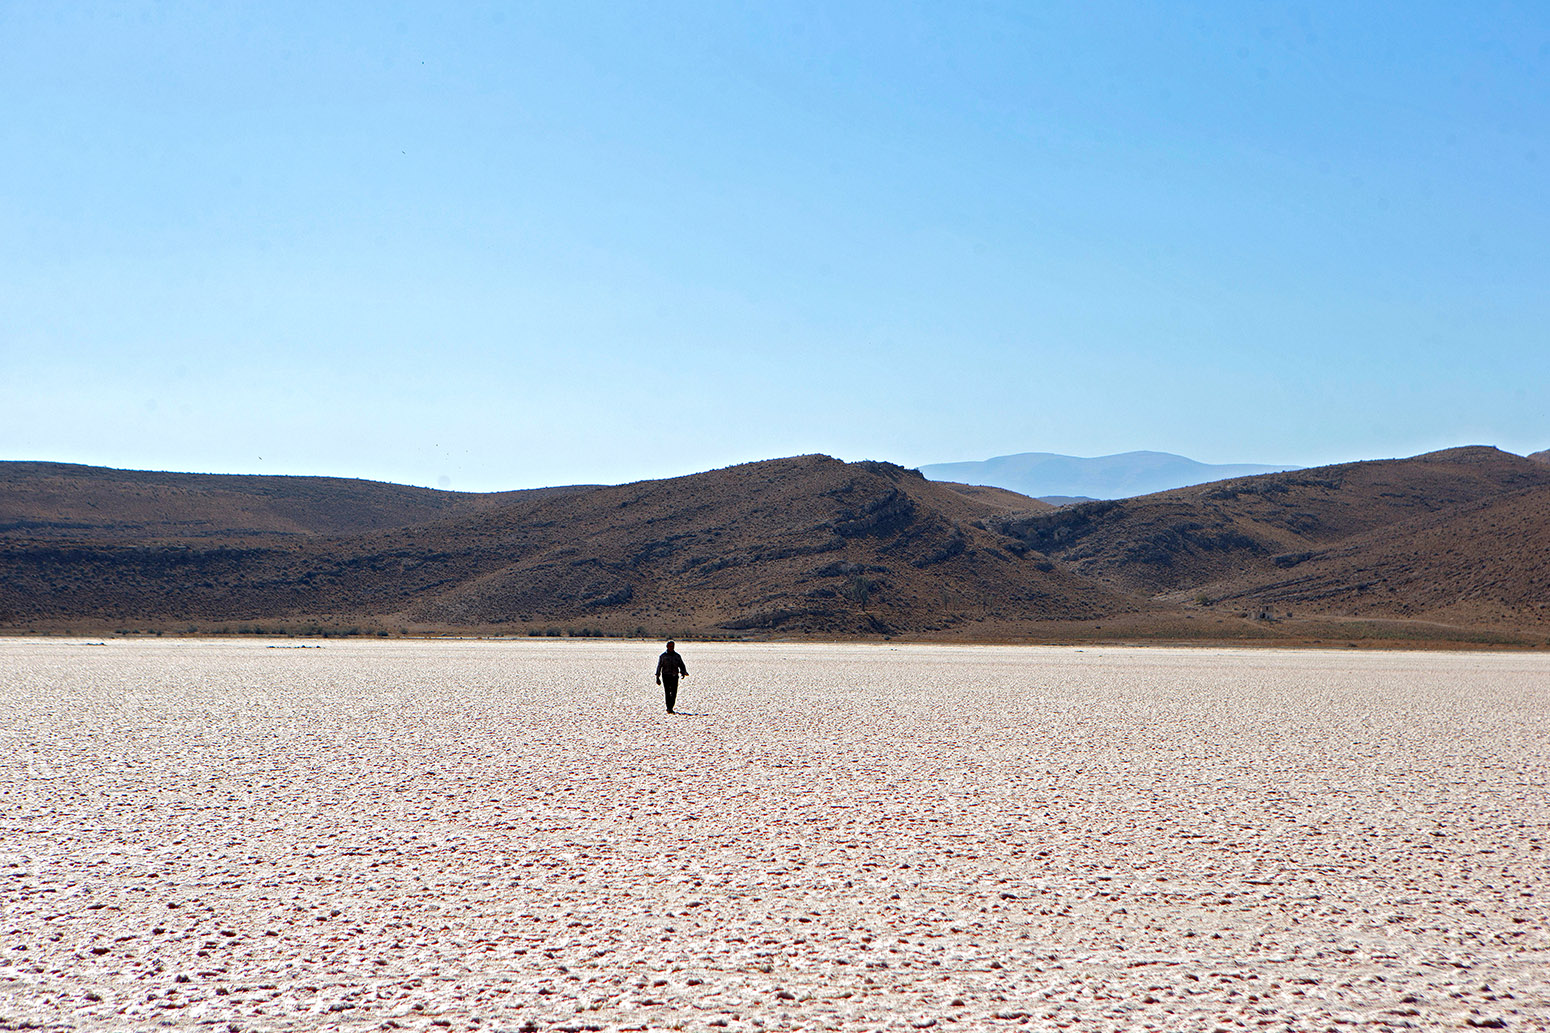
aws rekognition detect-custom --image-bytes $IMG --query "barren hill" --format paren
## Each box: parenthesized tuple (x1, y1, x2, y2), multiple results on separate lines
(1201, 482, 1550, 627)
(933, 482, 1054, 513)
(992, 446, 1550, 629)
(395, 456, 1132, 634)
(0, 456, 1139, 636)
(5, 449, 1549, 643)
(0, 461, 565, 540)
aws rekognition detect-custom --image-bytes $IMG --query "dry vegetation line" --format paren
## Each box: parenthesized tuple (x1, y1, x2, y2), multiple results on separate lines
(3, 639, 1546, 1032)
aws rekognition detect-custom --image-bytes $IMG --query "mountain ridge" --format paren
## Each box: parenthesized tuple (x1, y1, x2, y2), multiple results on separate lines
(0, 459, 579, 540)
(990, 446, 1550, 630)
(0, 455, 1140, 638)
(3, 447, 1548, 645)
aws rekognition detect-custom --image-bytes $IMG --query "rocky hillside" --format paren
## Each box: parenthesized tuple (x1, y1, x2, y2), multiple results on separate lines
(5, 448, 1549, 641)
(992, 446, 1550, 628)
(0, 461, 557, 540)
(0, 456, 1138, 636)
(1197, 482, 1550, 627)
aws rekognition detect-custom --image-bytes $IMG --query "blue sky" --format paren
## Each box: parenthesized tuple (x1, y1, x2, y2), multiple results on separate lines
(3, 2, 1547, 491)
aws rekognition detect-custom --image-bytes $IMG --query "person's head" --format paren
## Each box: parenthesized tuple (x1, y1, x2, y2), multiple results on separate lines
(666, 640, 675, 650)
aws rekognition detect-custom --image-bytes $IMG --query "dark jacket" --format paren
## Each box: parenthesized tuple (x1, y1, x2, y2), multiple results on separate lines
(655, 650, 688, 681)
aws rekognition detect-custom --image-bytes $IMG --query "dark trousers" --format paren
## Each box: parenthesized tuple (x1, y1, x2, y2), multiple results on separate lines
(662, 677, 678, 713)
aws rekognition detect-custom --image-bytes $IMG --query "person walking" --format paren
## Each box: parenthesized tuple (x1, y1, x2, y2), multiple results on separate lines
(654, 640, 688, 713)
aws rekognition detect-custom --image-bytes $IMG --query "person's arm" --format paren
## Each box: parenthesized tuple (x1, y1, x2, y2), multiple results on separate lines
(655, 656, 663, 683)
(678, 656, 688, 677)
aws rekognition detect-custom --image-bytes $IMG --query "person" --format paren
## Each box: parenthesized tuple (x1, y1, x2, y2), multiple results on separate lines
(654, 640, 688, 713)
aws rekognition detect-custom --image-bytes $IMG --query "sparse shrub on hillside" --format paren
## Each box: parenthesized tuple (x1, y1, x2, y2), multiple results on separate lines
(1206, 480, 1291, 501)
(808, 560, 886, 580)
(1281, 512, 1322, 534)
(846, 573, 875, 608)
(831, 488, 917, 538)
(995, 500, 1124, 552)
(681, 553, 750, 575)
(629, 540, 679, 567)
(722, 607, 831, 631)
(911, 528, 967, 568)
(581, 584, 633, 608)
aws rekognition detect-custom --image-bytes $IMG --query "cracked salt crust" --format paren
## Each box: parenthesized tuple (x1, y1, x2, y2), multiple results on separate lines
(1, 638, 1546, 1031)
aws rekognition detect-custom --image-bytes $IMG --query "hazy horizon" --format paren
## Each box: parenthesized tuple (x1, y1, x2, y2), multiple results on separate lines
(7, 441, 1537, 497)
(4, 3, 1547, 492)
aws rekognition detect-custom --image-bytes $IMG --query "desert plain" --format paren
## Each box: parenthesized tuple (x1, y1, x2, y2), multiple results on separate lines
(2, 638, 1546, 1032)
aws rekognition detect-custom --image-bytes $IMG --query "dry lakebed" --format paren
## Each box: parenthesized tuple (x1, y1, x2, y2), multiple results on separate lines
(2, 638, 1546, 1032)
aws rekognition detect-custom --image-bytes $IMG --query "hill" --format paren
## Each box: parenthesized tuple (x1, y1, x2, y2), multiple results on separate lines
(920, 450, 1298, 500)
(0, 456, 1139, 637)
(4, 449, 1549, 644)
(1201, 483, 1550, 628)
(0, 461, 566, 540)
(992, 446, 1550, 630)
(933, 481, 1053, 512)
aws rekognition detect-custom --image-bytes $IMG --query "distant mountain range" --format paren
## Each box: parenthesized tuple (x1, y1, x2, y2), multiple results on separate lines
(920, 451, 1300, 502)
(3, 447, 1550, 645)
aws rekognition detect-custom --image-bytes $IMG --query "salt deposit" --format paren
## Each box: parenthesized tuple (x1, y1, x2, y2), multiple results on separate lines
(2, 638, 1546, 1031)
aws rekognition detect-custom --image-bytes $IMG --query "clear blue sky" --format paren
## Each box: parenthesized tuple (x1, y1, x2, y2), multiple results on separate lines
(4, 2, 1547, 491)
